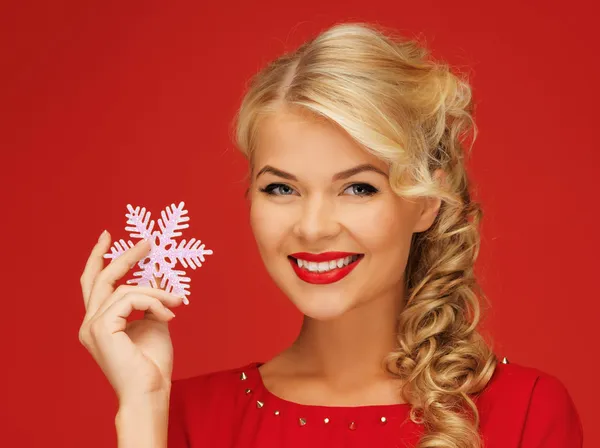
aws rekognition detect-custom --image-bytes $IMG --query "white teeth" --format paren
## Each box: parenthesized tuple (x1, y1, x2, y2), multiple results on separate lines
(294, 255, 361, 273)
(318, 261, 329, 272)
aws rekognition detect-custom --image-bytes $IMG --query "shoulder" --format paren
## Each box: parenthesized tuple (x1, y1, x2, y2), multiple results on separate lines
(170, 362, 259, 409)
(519, 365, 583, 447)
(477, 359, 583, 447)
(478, 359, 543, 407)
(480, 359, 581, 414)
(168, 362, 261, 446)
(171, 363, 252, 391)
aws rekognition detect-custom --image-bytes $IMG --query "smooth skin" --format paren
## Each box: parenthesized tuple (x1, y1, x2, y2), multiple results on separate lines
(250, 108, 442, 406)
(79, 233, 185, 447)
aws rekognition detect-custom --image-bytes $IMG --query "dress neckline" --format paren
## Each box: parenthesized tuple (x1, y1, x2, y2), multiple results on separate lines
(245, 361, 412, 418)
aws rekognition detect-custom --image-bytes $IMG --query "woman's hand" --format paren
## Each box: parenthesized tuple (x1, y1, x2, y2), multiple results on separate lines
(79, 230, 186, 406)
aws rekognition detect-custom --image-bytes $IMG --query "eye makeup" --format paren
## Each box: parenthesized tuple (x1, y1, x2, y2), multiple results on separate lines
(259, 182, 379, 197)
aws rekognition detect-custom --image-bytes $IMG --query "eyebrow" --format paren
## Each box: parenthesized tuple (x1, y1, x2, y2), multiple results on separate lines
(255, 163, 388, 182)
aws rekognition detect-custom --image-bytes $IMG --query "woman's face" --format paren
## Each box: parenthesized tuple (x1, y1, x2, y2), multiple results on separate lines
(249, 108, 440, 320)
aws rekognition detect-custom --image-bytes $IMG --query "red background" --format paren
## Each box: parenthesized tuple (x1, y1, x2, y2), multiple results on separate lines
(1, 1, 598, 447)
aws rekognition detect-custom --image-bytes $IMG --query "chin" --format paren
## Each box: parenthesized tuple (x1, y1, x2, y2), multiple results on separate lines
(288, 290, 358, 321)
(265, 256, 367, 320)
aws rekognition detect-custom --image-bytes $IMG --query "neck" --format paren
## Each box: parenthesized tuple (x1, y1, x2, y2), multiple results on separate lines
(288, 286, 404, 385)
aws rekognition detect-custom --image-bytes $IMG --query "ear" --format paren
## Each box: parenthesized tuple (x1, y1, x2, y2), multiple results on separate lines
(412, 169, 445, 233)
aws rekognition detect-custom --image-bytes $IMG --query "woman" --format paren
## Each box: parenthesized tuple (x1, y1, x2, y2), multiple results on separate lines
(79, 23, 583, 447)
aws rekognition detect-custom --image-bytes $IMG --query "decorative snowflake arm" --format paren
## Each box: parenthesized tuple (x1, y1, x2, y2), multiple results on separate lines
(103, 201, 212, 304)
(158, 202, 189, 240)
(125, 205, 155, 240)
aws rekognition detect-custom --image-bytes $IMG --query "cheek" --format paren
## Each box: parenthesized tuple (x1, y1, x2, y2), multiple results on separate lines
(249, 200, 287, 256)
(344, 200, 414, 259)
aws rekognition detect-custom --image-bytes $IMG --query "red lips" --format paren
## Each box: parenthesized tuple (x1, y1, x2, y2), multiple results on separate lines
(288, 252, 364, 285)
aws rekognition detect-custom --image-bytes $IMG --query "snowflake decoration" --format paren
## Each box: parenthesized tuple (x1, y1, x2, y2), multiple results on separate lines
(103, 201, 213, 304)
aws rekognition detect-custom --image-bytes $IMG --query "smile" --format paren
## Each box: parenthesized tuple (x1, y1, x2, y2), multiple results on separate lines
(288, 252, 364, 285)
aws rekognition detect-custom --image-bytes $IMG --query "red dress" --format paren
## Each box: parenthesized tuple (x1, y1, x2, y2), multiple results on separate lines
(168, 360, 583, 447)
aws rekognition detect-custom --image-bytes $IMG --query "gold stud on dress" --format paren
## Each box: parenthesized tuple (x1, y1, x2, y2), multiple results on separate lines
(245, 388, 252, 395)
(380, 416, 387, 424)
(299, 418, 307, 426)
(240, 372, 247, 381)
(274, 410, 280, 416)
(349, 421, 357, 430)
(324, 417, 330, 424)
(256, 400, 264, 409)
(502, 357, 510, 364)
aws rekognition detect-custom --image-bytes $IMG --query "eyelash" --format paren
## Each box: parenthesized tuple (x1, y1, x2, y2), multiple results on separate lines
(259, 183, 379, 197)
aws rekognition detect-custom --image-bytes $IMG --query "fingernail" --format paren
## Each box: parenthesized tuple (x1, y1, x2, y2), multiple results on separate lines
(164, 306, 176, 317)
(183, 297, 190, 305)
(98, 230, 108, 242)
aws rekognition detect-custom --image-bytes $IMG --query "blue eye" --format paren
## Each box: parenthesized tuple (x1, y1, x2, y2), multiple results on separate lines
(260, 183, 296, 196)
(344, 183, 379, 196)
(259, 182, 379, 197)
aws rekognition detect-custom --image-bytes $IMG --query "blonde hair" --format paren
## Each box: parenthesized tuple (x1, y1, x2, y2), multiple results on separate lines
(233, 22, 498, 448)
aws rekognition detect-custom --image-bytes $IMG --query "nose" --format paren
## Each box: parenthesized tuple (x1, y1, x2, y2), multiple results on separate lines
(292, 194, 341, 243)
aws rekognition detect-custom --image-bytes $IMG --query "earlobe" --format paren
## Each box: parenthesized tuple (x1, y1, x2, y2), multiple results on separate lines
(413, 196, 442, 233)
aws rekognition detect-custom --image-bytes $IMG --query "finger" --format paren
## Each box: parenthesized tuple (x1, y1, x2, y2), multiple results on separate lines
(87, 239, 152, 314)
(80, 230, 113, 308)
(149, 273, 191, 306)
(89, 285, 185, 321)
(93, 293, 176, 337)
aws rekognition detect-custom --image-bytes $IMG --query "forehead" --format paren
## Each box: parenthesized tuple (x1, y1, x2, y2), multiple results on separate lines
(254, 109, 387, 175)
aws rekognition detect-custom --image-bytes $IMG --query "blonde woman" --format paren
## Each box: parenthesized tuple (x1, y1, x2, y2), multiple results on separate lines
(79, 23, 583, 448)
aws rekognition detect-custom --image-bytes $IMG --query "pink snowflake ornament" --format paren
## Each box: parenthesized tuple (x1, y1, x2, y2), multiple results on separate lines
(103, 201, 213, 304)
